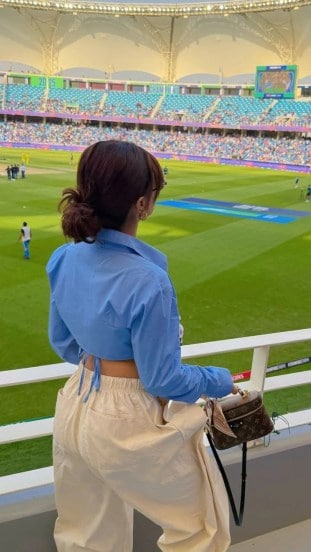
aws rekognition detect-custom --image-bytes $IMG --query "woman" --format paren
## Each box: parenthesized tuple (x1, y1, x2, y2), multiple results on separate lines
(47, 140, 237, 552)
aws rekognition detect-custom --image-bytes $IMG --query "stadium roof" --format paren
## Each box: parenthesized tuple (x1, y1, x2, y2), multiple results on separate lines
(0, 0, 310, 81)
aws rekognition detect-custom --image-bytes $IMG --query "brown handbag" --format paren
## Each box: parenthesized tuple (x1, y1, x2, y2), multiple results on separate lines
(205, 389, 274, 450)
(204, 389, 274, 525)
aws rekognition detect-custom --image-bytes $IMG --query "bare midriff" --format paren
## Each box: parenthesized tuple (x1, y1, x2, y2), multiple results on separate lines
(84, 355, 169, 408)
(84, 355, 139, 379)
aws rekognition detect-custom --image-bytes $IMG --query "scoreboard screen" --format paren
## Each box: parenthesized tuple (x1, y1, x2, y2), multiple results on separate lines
(255, 65, 297, 99)
(8, 73, 64, 89)
(30, 76, 64, 88)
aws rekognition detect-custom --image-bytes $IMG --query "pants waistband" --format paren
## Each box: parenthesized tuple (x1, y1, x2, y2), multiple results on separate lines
(84, 356, 139, 379)
(81, 364, 145, 391)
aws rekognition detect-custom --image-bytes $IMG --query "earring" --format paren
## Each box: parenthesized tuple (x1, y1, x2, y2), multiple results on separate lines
(139, 211, 147, 221)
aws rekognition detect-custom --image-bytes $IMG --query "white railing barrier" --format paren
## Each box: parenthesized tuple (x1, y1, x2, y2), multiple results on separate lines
(0, 328, 311, 496)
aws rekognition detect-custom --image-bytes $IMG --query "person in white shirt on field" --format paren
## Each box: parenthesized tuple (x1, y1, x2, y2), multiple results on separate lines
(18, 221, 32, 259)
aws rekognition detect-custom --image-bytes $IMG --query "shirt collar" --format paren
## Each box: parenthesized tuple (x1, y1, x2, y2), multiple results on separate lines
(96, 229, 168, 272)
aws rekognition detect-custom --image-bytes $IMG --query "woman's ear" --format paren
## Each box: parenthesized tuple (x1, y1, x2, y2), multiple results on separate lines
(135, 196, 148, 222)
(136, 196, 146, 211)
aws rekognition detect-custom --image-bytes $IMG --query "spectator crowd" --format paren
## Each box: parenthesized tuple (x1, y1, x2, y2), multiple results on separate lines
(0, 121, 309, 166)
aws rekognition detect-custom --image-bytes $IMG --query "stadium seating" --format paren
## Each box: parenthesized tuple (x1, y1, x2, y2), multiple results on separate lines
(262, 99, 311, 127)
(102, 91, 161, 118)
(1, 81, 310, 129)
(0, 83, 4, 109)
(46, 87, 105, 115)
(0, 78, 310, 169)
(207, 96, 274, 126)
(155, 94, 216, 122)
(4, 83, 45, 111)
(0, 121, 309, 165)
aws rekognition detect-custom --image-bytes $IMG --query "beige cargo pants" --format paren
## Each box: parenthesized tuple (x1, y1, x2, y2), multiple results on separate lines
(53, 365, 230, 552)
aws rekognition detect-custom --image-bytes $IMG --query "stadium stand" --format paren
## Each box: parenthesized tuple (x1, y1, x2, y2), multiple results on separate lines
(155, 94, 216, 122)
(0, 77, 310, 168)
(0, 83, 4, 108)
(46, 88, 105, 115)
(0, 121, 309, 165)
(102, 90, 162, 118)
(261, 99, 311, 127)
(4, 83, 45, 111)
(1, 81, 310, 129)
(207, 97, 275, 126)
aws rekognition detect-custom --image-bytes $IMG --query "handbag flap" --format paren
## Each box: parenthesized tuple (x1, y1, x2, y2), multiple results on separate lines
(219, 390, 261, 414)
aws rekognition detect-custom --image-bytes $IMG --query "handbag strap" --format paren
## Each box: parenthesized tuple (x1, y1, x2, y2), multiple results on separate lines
(206, 432, 247, 526)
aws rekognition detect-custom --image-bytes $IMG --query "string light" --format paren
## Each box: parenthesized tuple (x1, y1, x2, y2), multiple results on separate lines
(0, 0, 306, 15)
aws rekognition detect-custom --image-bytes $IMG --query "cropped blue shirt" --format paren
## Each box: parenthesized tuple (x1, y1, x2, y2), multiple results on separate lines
(46, 229, 233, 402)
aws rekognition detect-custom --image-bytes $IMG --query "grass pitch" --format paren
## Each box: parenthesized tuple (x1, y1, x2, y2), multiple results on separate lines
(0, 147, 310, 475)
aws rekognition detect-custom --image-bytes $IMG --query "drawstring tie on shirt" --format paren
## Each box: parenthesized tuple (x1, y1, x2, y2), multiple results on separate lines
(78, 355, 101, 402)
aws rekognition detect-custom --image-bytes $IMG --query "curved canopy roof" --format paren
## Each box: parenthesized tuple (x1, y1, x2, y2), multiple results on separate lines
(0, 1, 310, 81)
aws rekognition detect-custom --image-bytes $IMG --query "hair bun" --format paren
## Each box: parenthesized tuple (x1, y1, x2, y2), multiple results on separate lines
(61, 200, 102, 242)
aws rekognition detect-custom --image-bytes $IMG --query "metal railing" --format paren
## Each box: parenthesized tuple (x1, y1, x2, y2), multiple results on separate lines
(1, 328, 311, 496)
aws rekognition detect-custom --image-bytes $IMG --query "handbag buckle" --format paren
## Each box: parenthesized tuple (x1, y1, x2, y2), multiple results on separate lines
(237, 388, 249, 399)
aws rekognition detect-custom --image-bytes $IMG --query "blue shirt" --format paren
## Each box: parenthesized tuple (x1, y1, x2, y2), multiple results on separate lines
(46, 229, 233, 402)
